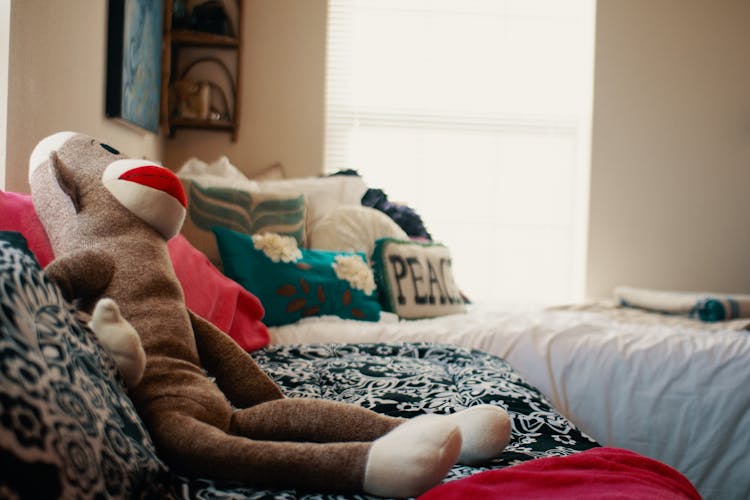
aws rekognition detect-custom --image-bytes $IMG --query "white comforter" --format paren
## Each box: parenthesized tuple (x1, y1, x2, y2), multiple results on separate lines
(269, 304, 750, 500)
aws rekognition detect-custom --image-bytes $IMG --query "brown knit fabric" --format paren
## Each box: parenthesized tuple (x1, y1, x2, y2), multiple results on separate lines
(30, 133, 404, 493)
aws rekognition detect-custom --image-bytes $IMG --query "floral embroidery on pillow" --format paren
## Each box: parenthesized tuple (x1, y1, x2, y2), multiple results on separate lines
(252, 232, 302, 263)
(332, 255, 376, 295)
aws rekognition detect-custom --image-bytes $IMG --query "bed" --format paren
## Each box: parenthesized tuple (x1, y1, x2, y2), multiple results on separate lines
(0, 152, 725, 498)
(1, 231, 606, 498)
(267, 303, 750, 500)
(168, 159, 748, 499)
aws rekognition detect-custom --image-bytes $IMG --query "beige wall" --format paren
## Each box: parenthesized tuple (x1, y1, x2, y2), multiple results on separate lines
(586, 0, 750, 298)
(0, 0, 9, 190)
(6, 0, 163, 194)
(6, 0, 750, 298)
(162, 0, 327, 178)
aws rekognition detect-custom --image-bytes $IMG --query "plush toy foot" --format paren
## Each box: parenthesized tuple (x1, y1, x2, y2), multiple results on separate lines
(446, 405, 512, 465)
(364, 414, 461, 498)
(88, 298, 146, 388)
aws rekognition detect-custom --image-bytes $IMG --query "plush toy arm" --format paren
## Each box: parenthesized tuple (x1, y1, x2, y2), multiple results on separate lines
(88, 298, 146, 389)
(45, 250, 115, 305)
(189, 310, 284, 408)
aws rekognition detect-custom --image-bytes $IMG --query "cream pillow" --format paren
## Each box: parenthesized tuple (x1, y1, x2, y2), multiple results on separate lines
(178, 160, 368, 247)
(250, 162, 285, 181)
(309, 205, 408, 259)
(254, 176, 369, 233)
(177, 156, 259, 191)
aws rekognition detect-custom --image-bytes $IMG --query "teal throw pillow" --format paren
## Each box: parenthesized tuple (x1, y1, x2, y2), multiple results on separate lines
(213, 226, 381, 327)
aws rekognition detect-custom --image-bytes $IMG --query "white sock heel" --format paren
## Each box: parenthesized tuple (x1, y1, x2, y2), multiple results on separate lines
(364, 414, 461, 498)
(446, 405, 512, 465)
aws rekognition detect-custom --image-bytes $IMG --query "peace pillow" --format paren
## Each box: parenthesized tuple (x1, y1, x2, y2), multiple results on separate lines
(371, 238, 466, 319)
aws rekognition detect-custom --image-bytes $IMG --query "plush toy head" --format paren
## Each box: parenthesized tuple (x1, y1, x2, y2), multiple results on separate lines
(29, 131, 187, 253)
(28, 132, 180, 390)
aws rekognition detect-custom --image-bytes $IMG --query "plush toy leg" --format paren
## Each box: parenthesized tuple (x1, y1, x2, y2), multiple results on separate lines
(364, 414, 462, 498)
(229, 398, 403, 442)
(230, 400, 461, 498)
(446, 405, 512, 465)
(88, 298, 146, 388)
(149, 399, 388, 493)
(190, 310, 284, 407)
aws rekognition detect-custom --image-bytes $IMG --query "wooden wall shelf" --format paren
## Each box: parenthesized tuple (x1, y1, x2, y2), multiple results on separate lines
(160, 0, 243, 141)
(169, 117, 235, 130)
(171, 30, 239, 47)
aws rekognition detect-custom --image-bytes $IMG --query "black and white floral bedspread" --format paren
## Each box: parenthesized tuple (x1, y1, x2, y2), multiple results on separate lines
(0, 232, 597, 499)
(181, 342, 599, 499)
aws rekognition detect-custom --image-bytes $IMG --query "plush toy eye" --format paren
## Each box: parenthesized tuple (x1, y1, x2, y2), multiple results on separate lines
(100, 143, 120, 155)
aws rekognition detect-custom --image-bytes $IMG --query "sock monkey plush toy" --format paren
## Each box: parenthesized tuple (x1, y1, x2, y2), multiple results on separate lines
(29, 132, 511, 498)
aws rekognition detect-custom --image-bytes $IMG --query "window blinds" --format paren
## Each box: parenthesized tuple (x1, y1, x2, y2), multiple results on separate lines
(325, 0, 595, 305)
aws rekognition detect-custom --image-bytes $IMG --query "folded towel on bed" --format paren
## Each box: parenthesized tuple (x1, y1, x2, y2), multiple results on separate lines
(614, 285, 750, 322)
(419, 447, 700, 500)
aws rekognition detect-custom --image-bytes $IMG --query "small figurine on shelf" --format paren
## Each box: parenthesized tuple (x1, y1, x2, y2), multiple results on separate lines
(172, 79, 210, 120)
(172, 0, 191, 30)
(191, 1, 233, 37)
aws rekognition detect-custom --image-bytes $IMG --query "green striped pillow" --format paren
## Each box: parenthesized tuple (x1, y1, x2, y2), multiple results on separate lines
(180, 179, 306, 268)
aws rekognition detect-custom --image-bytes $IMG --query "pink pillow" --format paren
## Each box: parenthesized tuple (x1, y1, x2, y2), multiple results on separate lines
(0, 190, 55, 267)
(168, 235, 269, 351)
(1, 190, 269, 351)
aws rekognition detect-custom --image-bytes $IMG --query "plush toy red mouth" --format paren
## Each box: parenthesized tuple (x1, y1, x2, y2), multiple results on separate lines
(118, 166, 187, 208)
(102, 159, 187, 240)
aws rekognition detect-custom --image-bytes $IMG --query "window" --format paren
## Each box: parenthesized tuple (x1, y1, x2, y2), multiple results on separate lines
(325, 0, 596, 305)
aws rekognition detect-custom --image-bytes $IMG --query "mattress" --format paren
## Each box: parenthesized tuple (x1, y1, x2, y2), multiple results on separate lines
(269, 304, 750, 500)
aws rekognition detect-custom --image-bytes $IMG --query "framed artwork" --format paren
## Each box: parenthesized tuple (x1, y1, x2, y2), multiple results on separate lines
(106, 0, 164, 133)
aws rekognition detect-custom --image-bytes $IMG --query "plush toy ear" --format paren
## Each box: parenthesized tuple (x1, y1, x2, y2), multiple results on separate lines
(49, 151, 81, 213)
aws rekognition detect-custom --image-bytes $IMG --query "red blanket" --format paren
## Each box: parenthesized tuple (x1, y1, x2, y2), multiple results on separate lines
(420, 447, 701, 499)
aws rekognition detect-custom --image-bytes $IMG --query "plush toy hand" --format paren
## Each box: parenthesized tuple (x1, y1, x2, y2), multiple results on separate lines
(88, 298, 146, 389)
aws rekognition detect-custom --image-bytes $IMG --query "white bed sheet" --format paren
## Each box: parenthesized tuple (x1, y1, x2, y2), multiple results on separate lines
(269, 304, 750, 500)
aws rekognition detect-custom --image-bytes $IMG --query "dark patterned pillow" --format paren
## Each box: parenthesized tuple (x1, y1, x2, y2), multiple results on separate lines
(0, 231, 172, 498)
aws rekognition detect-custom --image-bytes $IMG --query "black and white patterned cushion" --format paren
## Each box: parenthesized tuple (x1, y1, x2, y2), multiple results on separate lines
(0, 231, 597, 499)
(0, 232, 172, 498)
